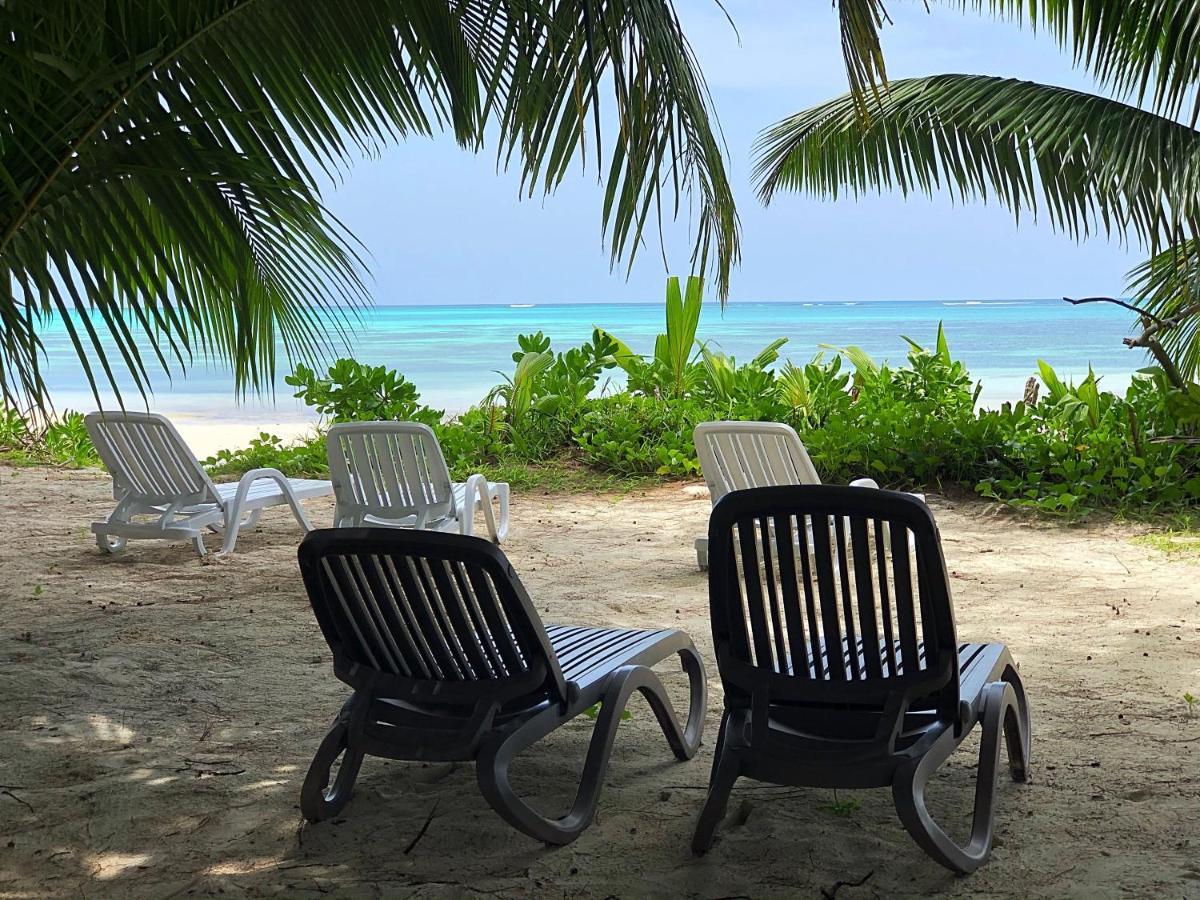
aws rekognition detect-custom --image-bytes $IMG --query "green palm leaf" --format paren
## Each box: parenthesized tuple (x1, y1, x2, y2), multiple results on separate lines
(1, 0, 738, 412)
(839, 2, 1200, 123)
(754, 74, 1200, 250)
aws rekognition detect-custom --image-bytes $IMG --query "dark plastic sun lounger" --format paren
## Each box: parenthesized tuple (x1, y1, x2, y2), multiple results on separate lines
(296, 527, 707, 844)
(693, 485, 1031, 873)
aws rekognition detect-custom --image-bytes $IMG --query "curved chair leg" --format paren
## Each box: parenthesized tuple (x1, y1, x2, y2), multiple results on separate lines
(892, 680, 1028, 874)
(691, 714, 738, 856)
(477, 663, 693, 845)
(1000, 665, 1032, 782)
(301, 711, 366, 823)
(639, 646, 707, 760)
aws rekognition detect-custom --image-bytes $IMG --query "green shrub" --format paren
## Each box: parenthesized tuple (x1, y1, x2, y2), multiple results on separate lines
(203, 432, 328, 479)
(285, 358, 442, 425)
(0, 408, 99, 468)
(572, 394, 703, 476)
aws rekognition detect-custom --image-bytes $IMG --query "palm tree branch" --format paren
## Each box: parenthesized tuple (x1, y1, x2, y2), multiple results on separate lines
(754, 74, 1200, 252)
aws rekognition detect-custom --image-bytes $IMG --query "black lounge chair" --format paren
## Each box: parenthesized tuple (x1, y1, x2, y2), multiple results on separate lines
(296, 528, 707, 844)
(693, 485, 1031, 873)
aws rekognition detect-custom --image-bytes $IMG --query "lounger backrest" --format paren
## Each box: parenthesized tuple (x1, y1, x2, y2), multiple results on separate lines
(298, 528, 568, 708)
(694, 421, 821, 505)
(326, 422, 456, 526)
(708, 485, 960, 724)
(85, 411, 219, 506)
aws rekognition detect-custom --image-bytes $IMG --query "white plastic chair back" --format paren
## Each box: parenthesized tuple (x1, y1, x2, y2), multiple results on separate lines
(326, 422, 456, 527)
(694, 421, 822, 505)
(85, 411, 219, 507)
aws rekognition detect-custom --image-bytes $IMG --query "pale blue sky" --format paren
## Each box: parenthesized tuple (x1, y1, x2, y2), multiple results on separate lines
(324, 2, 1141, 305)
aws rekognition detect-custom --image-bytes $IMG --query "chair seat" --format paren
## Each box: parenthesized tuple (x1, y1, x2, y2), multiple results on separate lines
(546, 625, 678, 691)
(212, 477, 332, 505)
(355, 481, 502, 529)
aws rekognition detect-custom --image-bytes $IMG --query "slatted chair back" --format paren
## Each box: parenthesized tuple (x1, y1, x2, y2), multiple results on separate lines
(708, 485, 960, 739)
(327, 422, 456, 527)
(85, 411, 219, 506)
(298, 528, 568, 714)
(694, 421, 822, 505)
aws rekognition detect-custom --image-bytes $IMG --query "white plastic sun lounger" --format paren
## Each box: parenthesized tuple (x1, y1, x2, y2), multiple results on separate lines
(85, 411, 332, 558)
(692, 421, 921, 570)
(326, 421, 510, 542)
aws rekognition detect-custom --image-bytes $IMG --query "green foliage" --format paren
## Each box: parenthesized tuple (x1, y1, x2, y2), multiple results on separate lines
(203, 433, 328, 480)
(976, 363, 1200, 516)
(573, 394, 704, 476)
(602, 275, 706, 399)
(10, 277, 1200, 516)
(43, 412, 101, 468)
(2, 1, 738, 412)
(823, 789, 861, 817)
(286, 359, 442, 426)
(1184, 693, 1197, 717)
(485, 330, 618, 460)
(0, 408, 99, 468)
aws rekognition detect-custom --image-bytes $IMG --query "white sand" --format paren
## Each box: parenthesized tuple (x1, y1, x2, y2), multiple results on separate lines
(171, 418, 319, 459)
(1, 469, 1198, 897)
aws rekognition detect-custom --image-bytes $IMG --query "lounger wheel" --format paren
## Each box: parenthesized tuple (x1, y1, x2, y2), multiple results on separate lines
(892, 676, 1031, 874)
(301, 719, 365, 822)
(95, 533, 127, 554)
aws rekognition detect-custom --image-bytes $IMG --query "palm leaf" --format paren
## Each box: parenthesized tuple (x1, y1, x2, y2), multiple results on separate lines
(1, 0, 738, 412)
(935, 1, 1200, 124)
(754, 75, 1200, 251)
(1126, 241, 1200, 379)
(839, 2, 1200, 124)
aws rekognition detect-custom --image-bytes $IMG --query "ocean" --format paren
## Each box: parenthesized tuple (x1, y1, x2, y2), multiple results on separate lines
(40, 299, 1139, 423)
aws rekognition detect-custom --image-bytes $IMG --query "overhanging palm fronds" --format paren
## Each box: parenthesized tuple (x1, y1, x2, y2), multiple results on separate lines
(837, 2, 1200, 124)
(935, 1, 1200, 123)
(1126, 242, 1200, 378)
(1, 0, 739, 412)
(753, 74, 1200, 249)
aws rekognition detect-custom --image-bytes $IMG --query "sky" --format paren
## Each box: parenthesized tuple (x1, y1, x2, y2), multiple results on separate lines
(322, 2, 1143, 305)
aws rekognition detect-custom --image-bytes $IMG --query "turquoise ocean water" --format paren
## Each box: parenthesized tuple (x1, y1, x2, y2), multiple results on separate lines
(40, 299, 1139, 422)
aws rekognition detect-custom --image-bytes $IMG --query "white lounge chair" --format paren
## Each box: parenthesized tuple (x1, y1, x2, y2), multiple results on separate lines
(326, 421, 510, 542)
(692, 421, 917, 570)
(85, 411, 332, 558)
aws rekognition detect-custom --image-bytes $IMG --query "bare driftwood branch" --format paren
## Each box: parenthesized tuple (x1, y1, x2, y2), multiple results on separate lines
(1062, 295, 1165, 324)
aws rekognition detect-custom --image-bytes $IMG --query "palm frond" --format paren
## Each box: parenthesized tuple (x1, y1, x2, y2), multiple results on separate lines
(754, 74, 1200, 251)
(1127, 241, 1200, 379)
(836, 0, 893, 114)
(0, 0, 738, 411)
(935, 1, 1200, 124)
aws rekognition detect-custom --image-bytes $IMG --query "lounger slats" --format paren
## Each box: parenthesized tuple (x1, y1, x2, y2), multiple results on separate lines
(699, 485, 1030, 873)
(91, 415, 212, 502)
(697, 423, 822, 504)
(309, 544, 552, 688)
(330, 425, 455, 525)
(719, 491, 947, 691)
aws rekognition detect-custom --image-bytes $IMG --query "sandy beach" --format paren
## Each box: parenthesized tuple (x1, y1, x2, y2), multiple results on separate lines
(0, 465, 1198, 898)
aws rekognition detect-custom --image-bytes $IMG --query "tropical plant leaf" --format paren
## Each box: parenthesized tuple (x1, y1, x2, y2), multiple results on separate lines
(754, 75, 1200, 252)
(0, 0, 739, 412)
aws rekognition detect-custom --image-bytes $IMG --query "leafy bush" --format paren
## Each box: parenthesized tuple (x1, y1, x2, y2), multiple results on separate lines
(572, 394, 703, 475)
(0, 408, 99, 468)
(203, 432, 328, 479)
(286, 358, 442, 425)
